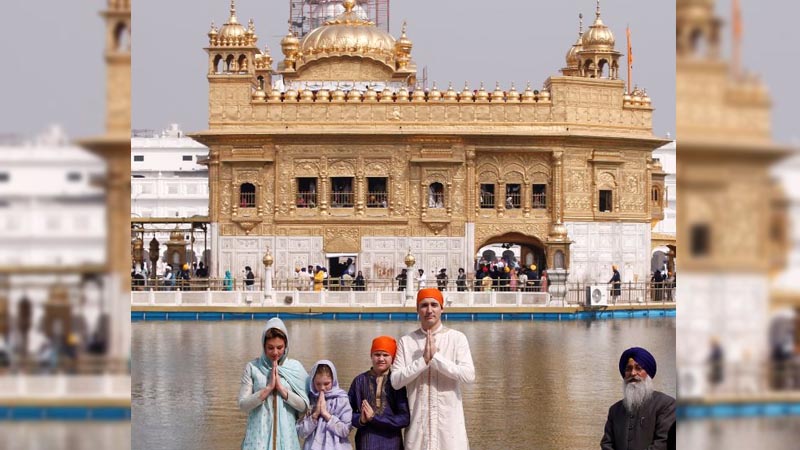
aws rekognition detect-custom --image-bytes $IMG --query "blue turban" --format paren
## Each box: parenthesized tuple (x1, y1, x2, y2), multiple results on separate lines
(619, 347, 657, 379)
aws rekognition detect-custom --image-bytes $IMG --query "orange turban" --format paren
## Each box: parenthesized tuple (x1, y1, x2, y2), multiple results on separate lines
(416, 288, 444, 307)
(371, 335, 397, 358)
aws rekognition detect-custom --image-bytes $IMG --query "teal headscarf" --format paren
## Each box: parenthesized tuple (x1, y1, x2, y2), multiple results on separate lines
(224, 270, 233, 291)
(241, 318, 310, 450)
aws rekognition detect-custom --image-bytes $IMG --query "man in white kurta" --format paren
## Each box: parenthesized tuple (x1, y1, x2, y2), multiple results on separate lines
(391, 288, 475, 450)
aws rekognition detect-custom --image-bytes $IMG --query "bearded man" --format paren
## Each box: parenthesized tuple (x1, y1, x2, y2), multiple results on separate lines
(601, 347, 675, 450)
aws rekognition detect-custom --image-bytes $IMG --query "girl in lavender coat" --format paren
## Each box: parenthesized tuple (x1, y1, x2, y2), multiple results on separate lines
(297, 360, 353, 450)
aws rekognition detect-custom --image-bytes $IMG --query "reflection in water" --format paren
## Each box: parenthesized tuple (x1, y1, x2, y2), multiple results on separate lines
(679, 418, 800, 450)
(132, 319, 675, 450)
(0, 423, 130, 450)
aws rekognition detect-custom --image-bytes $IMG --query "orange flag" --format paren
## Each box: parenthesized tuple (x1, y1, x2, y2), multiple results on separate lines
(626, 25, 633, 93)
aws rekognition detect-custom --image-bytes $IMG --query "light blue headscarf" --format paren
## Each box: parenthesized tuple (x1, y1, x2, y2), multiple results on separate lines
(241, 318, 310, 450)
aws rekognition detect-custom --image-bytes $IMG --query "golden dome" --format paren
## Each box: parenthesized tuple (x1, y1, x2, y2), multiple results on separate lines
(565, 14, 584, 67)
(582, 4, 615, 51)
(299, 0, 396, 64)
(218, 0, 247, 41)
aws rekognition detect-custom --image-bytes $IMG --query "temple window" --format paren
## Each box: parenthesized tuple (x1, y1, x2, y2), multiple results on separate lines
(532, 184, 547, 209)
(652, 186, 661, 204)
(505, 184, 521, 209)
(296, 177, 317, 208)
(330, 177, 354, 207)
(690, 224, 710, 256)
(213, 55, 223, 74)
(225, 55, 235, 72)
(240, 183, 256, 208)
(367, 177, 388, 208)
(113, 22, 130, 52)
(479, 184, 495, 209)
(428, 182, 444, 208)
(599, 190, 613, 212)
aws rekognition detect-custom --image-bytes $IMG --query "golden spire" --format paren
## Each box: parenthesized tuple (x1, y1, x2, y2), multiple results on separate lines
(229, 0, 238, 24)
(596, 0, 601, 18)
(579, 12, 583, 36)
(343, 0, 356, 13)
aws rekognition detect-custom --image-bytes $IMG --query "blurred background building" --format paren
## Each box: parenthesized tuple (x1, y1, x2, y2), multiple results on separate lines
(0, 0, 131, 430)
(676, 0, 798, 405)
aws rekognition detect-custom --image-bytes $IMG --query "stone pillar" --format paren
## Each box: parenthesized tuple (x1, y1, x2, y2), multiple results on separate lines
(552, 150, 564, 223)
(547, 269, 568, 306)
(263, 249, 274, 304)
(404, 250, 416, 306)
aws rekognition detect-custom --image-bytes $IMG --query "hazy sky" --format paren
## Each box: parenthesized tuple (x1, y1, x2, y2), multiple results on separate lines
(2, 0, 105, 137)
(3, 1, 797, 145)
(131, 0, 676, 137)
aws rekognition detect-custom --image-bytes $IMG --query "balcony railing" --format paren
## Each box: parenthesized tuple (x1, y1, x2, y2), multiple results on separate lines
(330, 191, 354, 207)
(532, 192, 547, 209)
(479, 192, 495, 208)
(296, 191, 317, 208)
(239, 192, 255, 208)
(366, 192, 388, 208)
(505, 192, 521, 209)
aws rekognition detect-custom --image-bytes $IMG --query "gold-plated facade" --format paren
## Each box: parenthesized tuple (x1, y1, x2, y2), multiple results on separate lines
(196, 2, 667, 280)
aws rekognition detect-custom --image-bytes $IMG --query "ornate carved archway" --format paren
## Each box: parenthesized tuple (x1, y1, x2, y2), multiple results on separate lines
(476, 232, 548, 270)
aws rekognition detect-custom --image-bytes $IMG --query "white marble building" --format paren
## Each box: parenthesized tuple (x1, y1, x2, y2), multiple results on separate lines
(0, 126, 106, 267)
(0, 125, 108, 355)
(652, 140, 677, 239)
(130, 124, 210, 271)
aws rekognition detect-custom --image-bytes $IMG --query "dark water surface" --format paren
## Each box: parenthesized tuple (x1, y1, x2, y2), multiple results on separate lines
(132, 318, 675, 450)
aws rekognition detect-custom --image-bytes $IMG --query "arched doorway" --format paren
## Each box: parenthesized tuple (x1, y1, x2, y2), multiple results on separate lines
(476, 232, 547, 271)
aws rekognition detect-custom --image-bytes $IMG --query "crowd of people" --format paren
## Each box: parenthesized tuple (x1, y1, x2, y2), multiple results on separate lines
(238, 288, 675, 450)
(0, 293, 111, 374)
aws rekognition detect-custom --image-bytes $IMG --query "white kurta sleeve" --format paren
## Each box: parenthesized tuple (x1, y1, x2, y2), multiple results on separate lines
(430, 332, 475, 384)
(390, 335, 428, 388)
(238, 363, 263, 412)
(285, 389, 307, 414)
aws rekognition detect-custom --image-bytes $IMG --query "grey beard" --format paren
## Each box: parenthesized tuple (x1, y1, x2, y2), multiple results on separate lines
(623, 375, 654, 412)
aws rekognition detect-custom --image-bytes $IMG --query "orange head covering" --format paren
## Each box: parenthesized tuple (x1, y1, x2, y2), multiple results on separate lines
(370, 335, 397, 359)
(416, 288, 444, 307)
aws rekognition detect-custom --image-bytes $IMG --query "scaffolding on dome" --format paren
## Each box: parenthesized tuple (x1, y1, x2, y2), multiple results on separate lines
(289, 0, 389, 38)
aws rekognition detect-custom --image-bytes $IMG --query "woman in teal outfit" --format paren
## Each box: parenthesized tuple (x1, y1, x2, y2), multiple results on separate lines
(239, 317, 310, 450)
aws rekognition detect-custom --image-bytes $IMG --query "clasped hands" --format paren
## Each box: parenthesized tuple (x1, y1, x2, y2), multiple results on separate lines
(258, 359, 289, 401)
(311, 390, 332, 421)
(423, 329, 437, 364)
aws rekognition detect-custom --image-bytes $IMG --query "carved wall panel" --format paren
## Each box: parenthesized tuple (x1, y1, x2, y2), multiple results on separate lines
(295, 58, 394, 81)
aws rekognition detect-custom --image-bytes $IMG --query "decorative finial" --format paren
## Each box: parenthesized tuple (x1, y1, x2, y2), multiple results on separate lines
(432, 81, 438, 90)
(248, 18, 255, 31)
(510, 81, 516, 90)
(230, 0, 236, 16)
(495, 81, 501, 90)
(448, 81, 453, 90)
(464, 81, 469, 89)
(579, 13, 583, 35)
(343, 0, 355, 13)
(596, 0, 601, 18)
(526, 81, 532, 90)
(402, 21, 408, 37)
(479, 81, 485, 90)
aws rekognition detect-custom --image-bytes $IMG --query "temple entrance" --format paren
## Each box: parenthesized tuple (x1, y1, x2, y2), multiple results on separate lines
(475, 233, 547, 272)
